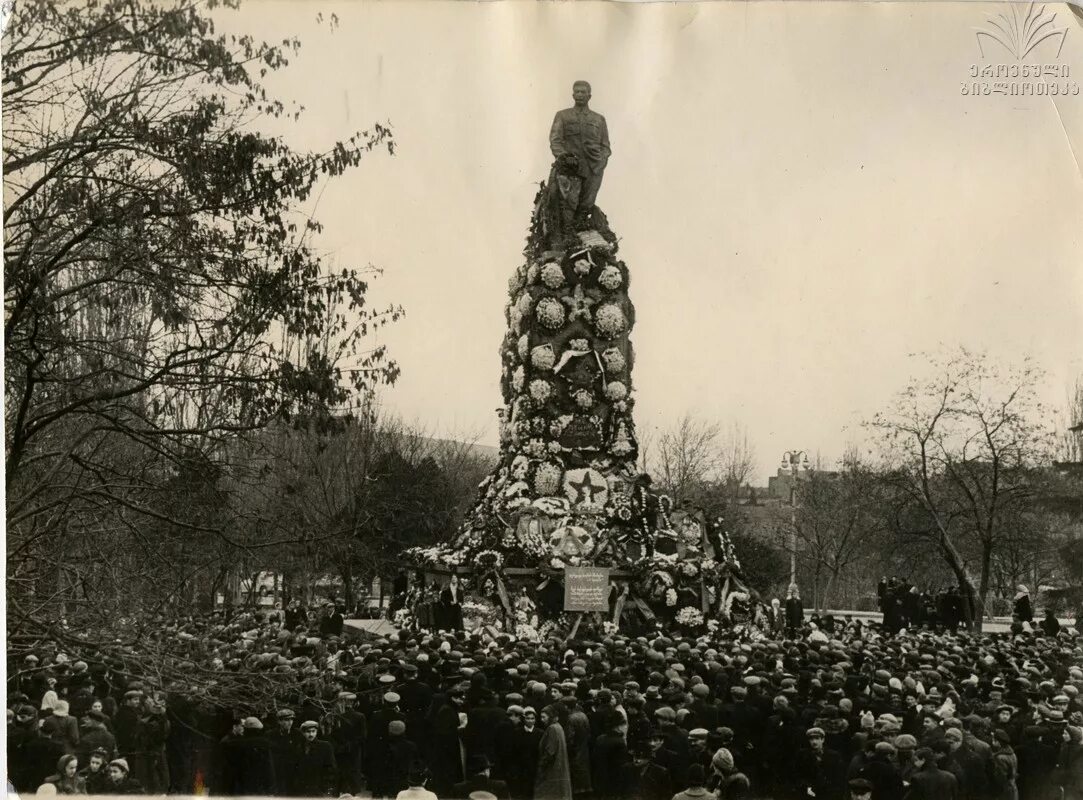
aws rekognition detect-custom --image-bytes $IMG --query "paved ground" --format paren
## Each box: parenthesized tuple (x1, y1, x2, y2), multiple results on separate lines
(806, 609, 1076, 634)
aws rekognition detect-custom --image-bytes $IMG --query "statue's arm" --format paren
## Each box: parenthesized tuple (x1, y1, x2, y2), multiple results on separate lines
(599, 116, 612, 166)
(549, 112, 566, 159)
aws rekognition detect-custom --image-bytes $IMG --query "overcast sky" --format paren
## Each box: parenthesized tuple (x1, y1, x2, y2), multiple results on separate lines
(226, 1, 1083, 483)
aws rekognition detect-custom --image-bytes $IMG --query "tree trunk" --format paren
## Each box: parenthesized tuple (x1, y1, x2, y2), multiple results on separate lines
(342, 562, 355, 612)
(822, 567, 838, 613)
(934, 532, 982, 631)
(977, 544, 993, 632)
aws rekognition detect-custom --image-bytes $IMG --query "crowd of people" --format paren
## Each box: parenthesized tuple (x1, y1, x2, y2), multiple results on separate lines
(7, 589, 1083, 800)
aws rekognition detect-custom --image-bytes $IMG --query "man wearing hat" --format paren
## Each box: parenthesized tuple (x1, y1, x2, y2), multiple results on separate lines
(398, 663, 434, 743)
(847, 777, 874, 800)
(105, 758, 144, 794)
(291, 720, 337, 797)
(386, 718, 419, 797)
(794, 727, 844, 800)
(268, 709, 300, 795)
(908, 746, 959, 799)
(226, 717, 277, 796)
(367, 692, 405, 795)
(77, 710, 116, 763)
(113, 690, 146, 782)
(688, 684, 720, 732)
(453, 754, 511, 800)
(324, 691, 366, 794)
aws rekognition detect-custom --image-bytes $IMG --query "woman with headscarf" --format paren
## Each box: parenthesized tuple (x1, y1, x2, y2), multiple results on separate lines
(40, 701, 80, 755)
(1013, 586, 1034, 623)
(535, 704, 572, 800)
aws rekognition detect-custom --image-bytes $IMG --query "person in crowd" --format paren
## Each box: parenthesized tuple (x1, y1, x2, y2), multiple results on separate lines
(592, 710, 631, 800)
(292, 719, 338, 797)
(785, 585, 804, 637)
(78, 748, 111, 794)
(536, 704, 573, 800)
(1042, 608, 1062, 637)
(42, 754, 86, 794)
(77, 710, 116, 762)
(226, 716, 277, 796)
(1054, 725, 1083, 800)
(707, 747, 749, 799)
(905, 746, 959, 799)
(454, 754, 511, 800)
(1013, 586, 1034, 624)
(670, 763, 714, 800)
(6, 594, 1083, 800)
(105, 758, 144, 795)
(398, 763, 439, 800)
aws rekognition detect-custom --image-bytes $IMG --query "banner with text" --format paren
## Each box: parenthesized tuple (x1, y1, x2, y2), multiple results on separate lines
(564, 567, 611, 612)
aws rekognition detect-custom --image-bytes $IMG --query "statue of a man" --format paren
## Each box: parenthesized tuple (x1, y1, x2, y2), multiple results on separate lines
(550, 81, 611, 228)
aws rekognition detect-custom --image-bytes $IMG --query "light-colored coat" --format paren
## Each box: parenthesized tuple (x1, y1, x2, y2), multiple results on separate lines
(535, 723, 573, 800)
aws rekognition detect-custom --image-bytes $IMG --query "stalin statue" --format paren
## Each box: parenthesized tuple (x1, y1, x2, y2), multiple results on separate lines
(549, 80, 612, 230)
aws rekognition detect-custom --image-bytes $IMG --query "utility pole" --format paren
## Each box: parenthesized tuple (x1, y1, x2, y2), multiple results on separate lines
(781, 450, 809, 586)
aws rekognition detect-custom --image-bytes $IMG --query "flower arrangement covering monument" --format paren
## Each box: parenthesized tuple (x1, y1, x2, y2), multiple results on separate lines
(406, 83, 757, 638)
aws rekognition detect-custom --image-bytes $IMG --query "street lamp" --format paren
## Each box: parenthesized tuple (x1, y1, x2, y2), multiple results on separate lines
(781, 450, 809, 586)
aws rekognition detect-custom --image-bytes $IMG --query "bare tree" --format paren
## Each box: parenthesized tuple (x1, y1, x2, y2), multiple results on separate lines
(719, 423, 757, 502)
(651, 414, 722, 501)
(867, 349, 1054, 630)
(787, 457, 887, 612)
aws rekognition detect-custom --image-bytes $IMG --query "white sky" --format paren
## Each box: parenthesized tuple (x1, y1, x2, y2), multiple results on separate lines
(227, 1, 1083, 483)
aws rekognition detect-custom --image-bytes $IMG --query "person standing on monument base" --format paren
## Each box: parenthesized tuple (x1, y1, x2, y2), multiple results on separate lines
(550, 80, 611, 229)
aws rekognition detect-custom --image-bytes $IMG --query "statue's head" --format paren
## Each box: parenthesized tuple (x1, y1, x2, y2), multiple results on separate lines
(572, 81, 592, 105)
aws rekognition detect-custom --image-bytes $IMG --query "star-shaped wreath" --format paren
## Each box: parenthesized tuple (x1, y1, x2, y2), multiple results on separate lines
(561, 284, 597, 323)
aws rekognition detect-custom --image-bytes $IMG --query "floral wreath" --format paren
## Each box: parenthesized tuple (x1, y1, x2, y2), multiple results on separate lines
(723, 591, 750, 619)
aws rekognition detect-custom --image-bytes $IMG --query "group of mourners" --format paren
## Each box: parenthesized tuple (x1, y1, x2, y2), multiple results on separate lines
(875, 580, 1076, 641)
(7, 591, 1083, 800)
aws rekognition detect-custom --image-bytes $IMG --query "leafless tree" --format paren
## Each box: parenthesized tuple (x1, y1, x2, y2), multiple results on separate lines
(719, 423, 757, 502)
(651, 414, 722, 501)
(867, 349, 1055, 630)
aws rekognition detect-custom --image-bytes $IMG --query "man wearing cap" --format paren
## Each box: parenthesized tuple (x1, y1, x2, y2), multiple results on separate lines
(907, 746, 959, 799)
(688, 684, 720, 733)
(591, 709, 631, 800)
(368, 692, 405, 795)
(268, 709, 300, 795)
(324, 691, 366, 794)
(795, 727, 845, 800)
(629, 728, 674, 800)
(722, 685, 762, 781)
(562, 694, 593, 798)
(847, 777, 874, 800)
(105, 758, 144, 794)
(942, 726, 988, 800)
(653, 707, 690, 787)
(292, 720, 337, 797)
(227, 717, 277, 796)
(385, 718, 419, 797)
(398, 663, 434, 743)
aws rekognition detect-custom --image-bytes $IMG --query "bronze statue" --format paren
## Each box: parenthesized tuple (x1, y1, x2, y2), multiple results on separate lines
(549, 80, 611, 230)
